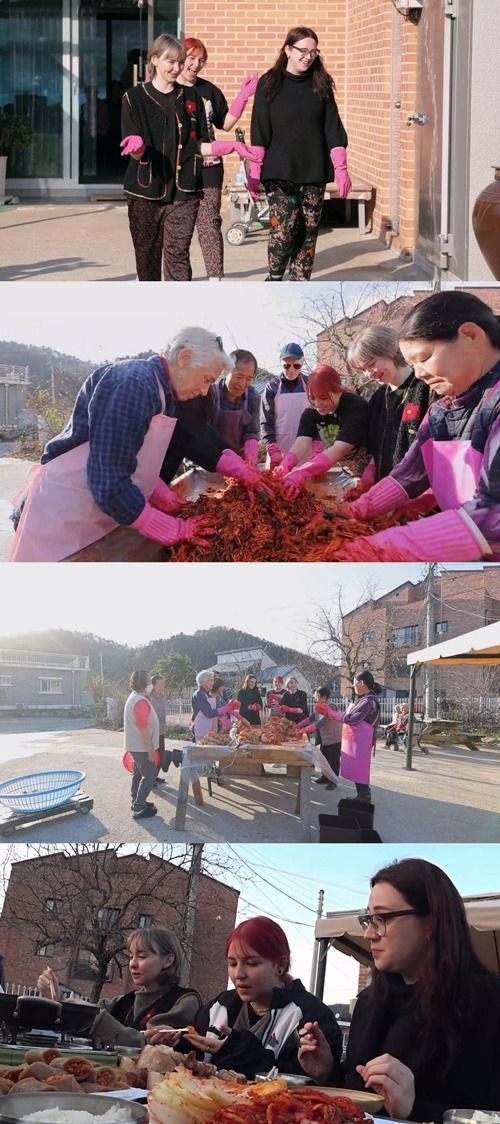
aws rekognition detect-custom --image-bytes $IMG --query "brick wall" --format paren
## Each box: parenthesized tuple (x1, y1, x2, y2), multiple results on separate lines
(0, 853, 238, 1003)
(341, 569, 500, 694)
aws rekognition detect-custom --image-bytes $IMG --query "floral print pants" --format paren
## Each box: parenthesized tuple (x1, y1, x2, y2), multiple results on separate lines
(265, 180, 325, 280)
(196, 187, 224, 278)
(128, 196, 200, 281)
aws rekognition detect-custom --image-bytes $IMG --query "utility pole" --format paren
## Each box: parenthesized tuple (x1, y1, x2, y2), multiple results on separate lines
(309, 888, 324, 993)
(424, 564, 436, 719)
(99, 652, 105, 700)
(182, 844, 204, 984)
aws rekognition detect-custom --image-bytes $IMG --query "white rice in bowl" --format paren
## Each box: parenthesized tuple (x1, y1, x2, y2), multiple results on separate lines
(21, 1108, 136, 1124)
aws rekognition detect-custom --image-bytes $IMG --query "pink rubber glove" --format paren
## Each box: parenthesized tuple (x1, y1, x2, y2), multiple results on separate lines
(228, 74, 259, 117)
(216, 448, 274, 500)
(337, 509, 488, 563)
(149, 478, 183, 516)
(218, 700, 241, 715)
(267, 692, 281, 705)
(273, 452, 298, 479)
(282, 451, 332, 497)
(247, 703, 262, 712)
(218, 714, 232, 730)
(300, 723, 317, 735)
(131, 504, 214, 547)
(330, 147, 352, 198)
(210, 139, 238, 157)
(314, 702, 344, 721)
(312, 440, 324, 457)
(279, 706, 303, 715)
(245, 145, 266, 200)
(297, 717, 312, 729)
(359, 461, 376, 492)
(120, 135, 146, 158)
(244, 438, 259, 465)
(267, 443, 283, 468)
(349, 476, 409, 520)
(394, 489, 438, 519)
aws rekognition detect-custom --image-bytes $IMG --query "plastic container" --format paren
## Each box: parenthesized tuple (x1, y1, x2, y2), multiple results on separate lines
(338, 798, 375, 829)
(0, 770, 86, 813)
(318, 814, 361, 843)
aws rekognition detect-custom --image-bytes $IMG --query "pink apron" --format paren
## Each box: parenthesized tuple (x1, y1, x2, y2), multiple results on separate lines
(421, 381, 499, 510)
(193, 695, 218, 742)
(213, 382, 252, 456)
(268, 376, 308, 459)
(340, 719, 377, 785)
(9, 378, 175, 562)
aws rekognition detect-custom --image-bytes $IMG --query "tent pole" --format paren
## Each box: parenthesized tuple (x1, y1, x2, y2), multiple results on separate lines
(405, 663, 419, 770)
(315, 938, 329, 999)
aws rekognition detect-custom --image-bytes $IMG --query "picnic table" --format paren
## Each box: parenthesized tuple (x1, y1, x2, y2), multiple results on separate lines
(417, 718, 483, 751)
(64, 467, 348, 562)
(174, 741, 337, 842)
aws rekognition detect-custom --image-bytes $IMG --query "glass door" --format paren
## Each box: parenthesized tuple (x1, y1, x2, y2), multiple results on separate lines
(78, 0, 147, 183)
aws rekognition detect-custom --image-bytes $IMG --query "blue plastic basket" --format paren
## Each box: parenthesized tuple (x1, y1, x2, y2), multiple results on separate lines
(0, 770, 86, 813)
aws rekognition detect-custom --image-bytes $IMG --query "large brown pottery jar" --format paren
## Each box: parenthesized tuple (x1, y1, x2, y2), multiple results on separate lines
(472, 166, 500, 279)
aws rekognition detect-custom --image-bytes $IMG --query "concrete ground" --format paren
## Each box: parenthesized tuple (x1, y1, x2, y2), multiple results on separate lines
(0, 721, 498, 844)
(0, 199, 428, 282)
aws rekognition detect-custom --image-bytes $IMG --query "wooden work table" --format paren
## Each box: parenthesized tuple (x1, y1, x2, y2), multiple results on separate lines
(174, 742, 320, 842)
(418, 718, 482, 751)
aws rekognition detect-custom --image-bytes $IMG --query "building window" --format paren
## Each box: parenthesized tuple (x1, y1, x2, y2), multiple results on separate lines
(435, 621, 448, 634)
(0, 676, 12, 687)
(96, 907, 120, 930)
(39, 678, 62, 694)
(361, 660, 374, 671)
(362, 632, 375, 643)
(45, 898, 63, 914)
(394, 626, 419, 648)
(36, 943, 55, 957)
(137, 914, 154, 929)
(73, 948, 113, 980)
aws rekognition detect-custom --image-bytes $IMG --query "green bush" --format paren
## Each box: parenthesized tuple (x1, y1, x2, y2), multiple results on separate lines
(0, 108, 34, 155)
(165, 723, 192, 740)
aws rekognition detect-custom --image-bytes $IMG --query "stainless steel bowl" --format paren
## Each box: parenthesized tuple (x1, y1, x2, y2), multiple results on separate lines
(0, 1092, 148, 1124)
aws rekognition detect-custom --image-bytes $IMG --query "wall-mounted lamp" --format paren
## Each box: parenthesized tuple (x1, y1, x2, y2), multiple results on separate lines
(392, 0, 423, 24)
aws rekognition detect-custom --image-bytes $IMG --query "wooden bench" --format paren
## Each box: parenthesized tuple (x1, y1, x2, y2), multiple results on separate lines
(418, 719, 482, 752)
(323, 180, 374, 234)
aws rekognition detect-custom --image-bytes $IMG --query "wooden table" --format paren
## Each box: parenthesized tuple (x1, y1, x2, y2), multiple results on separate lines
(174, 743, 315, 842)
(418, 719, 481, 751)
(64, 468, 348, 562)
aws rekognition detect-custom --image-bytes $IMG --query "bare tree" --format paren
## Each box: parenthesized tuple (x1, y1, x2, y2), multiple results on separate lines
(291, 282, 428, 385)
(0, 845, 245, 1002)
(306, 577, 391, 692)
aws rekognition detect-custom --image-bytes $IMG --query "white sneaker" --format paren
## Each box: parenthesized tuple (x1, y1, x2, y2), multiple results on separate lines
(208, 277, 223, 282)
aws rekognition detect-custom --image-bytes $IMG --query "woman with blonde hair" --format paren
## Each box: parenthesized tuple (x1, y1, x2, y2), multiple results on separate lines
(347, 323, 433, 491)
(37, 926, 201, 1048)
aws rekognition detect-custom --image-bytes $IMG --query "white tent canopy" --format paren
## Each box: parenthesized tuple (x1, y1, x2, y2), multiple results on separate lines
(315, 893, 500, 975)
(406, 621, 500, 667)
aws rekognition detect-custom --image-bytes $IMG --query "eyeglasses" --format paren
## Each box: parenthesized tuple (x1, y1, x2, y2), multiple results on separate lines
(282, 361, 302, 369)
(358, 910, 423, 936)
(290, 45, 320, 59)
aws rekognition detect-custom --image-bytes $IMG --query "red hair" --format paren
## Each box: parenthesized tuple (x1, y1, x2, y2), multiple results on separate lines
(307, 365, 344, 400)
(225, 916, 291, 971)
(182, 37, 208, 61)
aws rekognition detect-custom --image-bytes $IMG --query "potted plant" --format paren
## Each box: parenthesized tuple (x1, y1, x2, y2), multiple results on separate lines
(0, 107, 34, 198)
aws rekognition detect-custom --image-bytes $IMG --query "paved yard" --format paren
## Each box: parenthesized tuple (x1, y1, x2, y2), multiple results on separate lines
(0, 723, 497, 844)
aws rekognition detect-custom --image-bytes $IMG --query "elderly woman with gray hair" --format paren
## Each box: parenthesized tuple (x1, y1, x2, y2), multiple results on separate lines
(347, 324, 433, 492)
(9, 328, 269, 562)
(36, 926, 201, 1048)
(191, 669, 240, 742)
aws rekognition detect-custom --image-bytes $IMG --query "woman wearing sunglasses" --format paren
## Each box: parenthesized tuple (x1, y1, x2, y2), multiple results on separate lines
(251, 26, 350, 281)
(260, 342, 309, 465)
(299, 858, 500, 1121)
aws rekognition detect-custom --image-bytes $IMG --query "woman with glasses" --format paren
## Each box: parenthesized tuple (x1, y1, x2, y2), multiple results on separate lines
(315, 670, 381, 804)
(260, 342, 309, 465)
(251, 26, 350, 281)
(237, 674, 263, 726)
(178, 39, 258, 281)
(273, 365, 370, 495)
(307, 858, 500, 1122)
(144, 915, 343, 1083)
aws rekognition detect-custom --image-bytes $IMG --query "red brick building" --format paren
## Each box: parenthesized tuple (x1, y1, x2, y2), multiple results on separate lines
(341, 567, 500, 696)
(0, 850, 238, 1003)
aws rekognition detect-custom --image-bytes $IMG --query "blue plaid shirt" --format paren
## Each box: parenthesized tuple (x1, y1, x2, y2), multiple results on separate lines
(41, 356, 175, 526)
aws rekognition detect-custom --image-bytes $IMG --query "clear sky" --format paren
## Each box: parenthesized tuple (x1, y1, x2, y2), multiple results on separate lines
(1, 281, 424, 371)
(1, 563, 491, 651)
(220, 843, 500, 1003)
